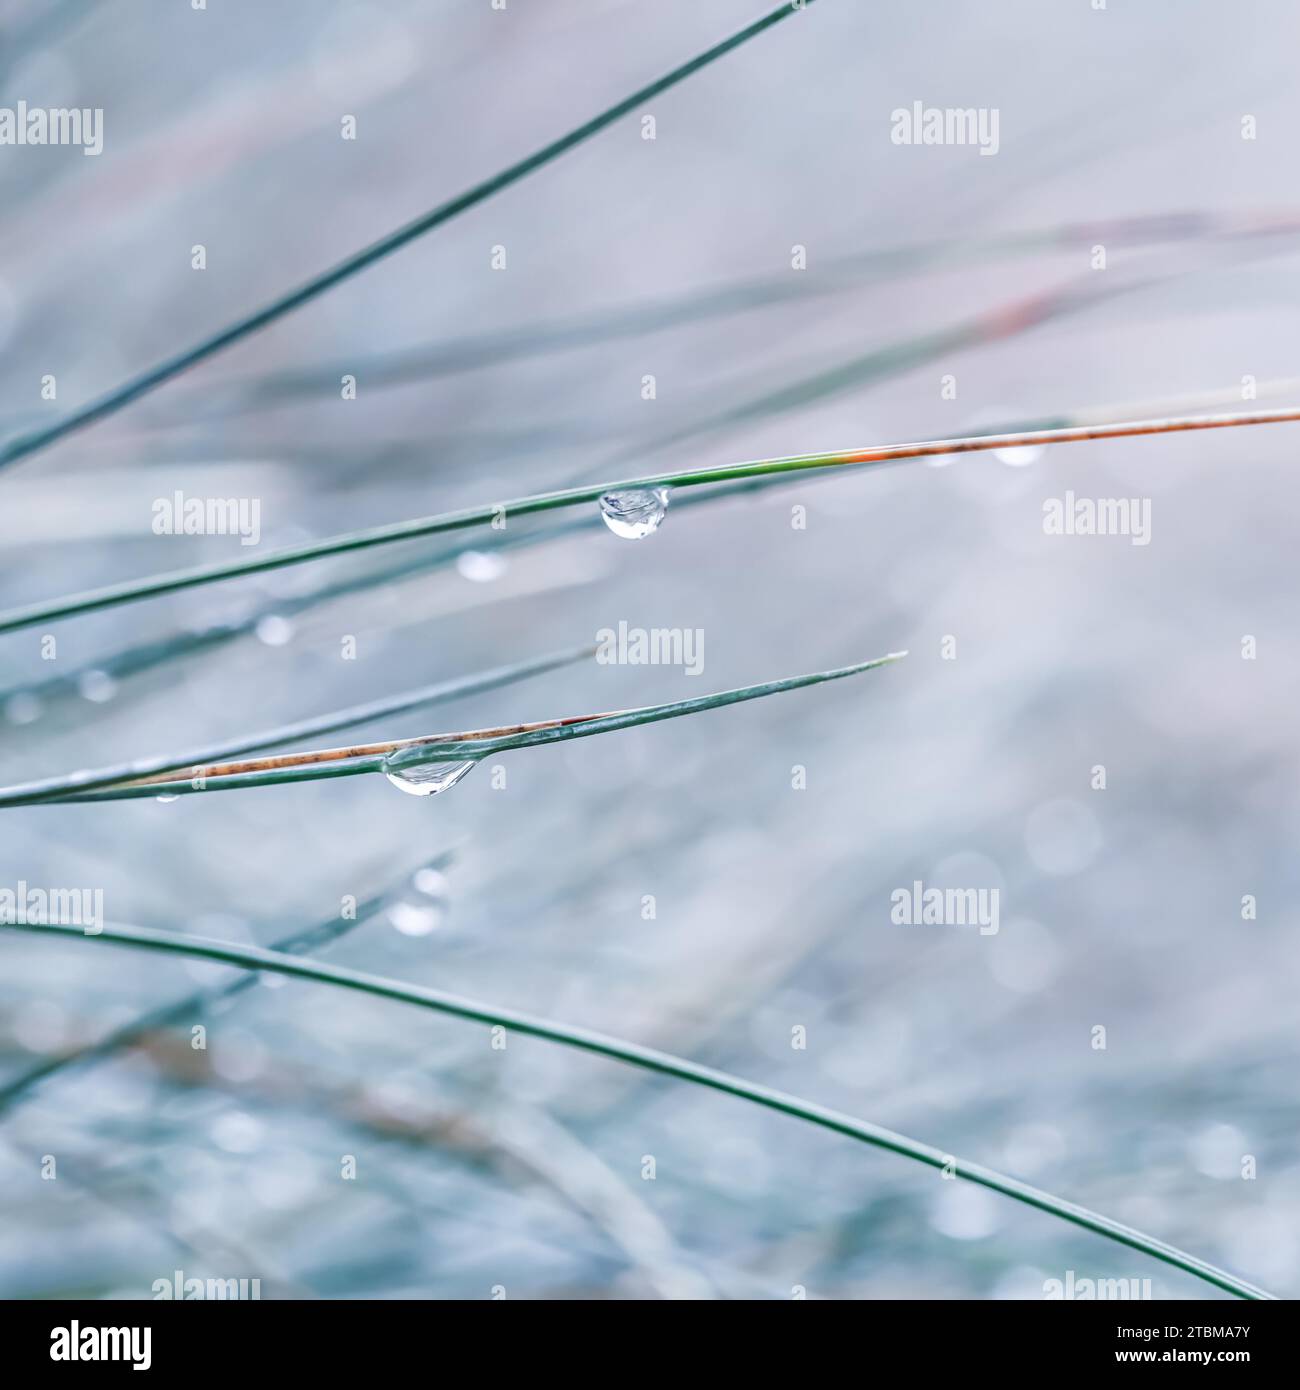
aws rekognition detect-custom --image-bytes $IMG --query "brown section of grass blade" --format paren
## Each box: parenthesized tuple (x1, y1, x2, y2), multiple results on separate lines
(12, 653, 907, 805)
(0, 645, 592, 808)
(2, 407, 1299, 639)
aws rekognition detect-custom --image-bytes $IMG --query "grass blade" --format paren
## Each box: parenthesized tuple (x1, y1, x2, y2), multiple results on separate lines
(3, 405, 1299, 636)
(0, 474, 798, 714)
(0, 1, 811, 471)
(143, 210, 1286, 417)
(21, 653, 907, 804)
(1, 919, 1273, 1300)
(129, 209, 1300, 425)
(0, 645, 591, 808)
(0, 851, 453, 1113)
(10, 373, 1298, 712)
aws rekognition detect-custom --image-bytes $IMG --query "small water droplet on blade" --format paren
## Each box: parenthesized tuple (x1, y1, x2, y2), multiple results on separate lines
(4, 693, 42, 726)
(994, 442, 1043, 467)
(78, 669, 118, 703)
(456, 550, 507, 582)
(155, 793, 180, 804)
(412, 867, 450, 896)
(599, 487, 670, 539)
(387, 901, 444, 936)
(387, 863, 452, 935)
(384, 759, 477, 797)
(255, 614, 295, 647)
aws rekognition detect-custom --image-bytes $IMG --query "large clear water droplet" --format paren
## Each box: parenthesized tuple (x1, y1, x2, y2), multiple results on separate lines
(599, 486, 670, 539)
(384, 759, 477, 797)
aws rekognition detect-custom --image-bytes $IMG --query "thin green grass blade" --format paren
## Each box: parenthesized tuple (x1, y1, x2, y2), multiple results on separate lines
(0, 851, 453, 1113)
(3, 406, 1298, 636)
(135, 216, 1198, 414)
(136, 209, 1300, 421)
(598, 263, 1177, 472)
(0, 644, 591, 808)
(0, 521, 591, 713)
(26, 653, 907, 804)
(1, 919, 1273, 1300)
(0, 1, 811, 471)
(11, 371, 1298, 710)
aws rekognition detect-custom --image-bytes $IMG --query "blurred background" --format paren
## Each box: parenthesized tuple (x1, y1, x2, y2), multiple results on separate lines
(0, 0, 1297, 1299)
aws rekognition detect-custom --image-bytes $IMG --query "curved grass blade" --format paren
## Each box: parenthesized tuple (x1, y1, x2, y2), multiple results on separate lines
(0, 1, 812, 472)
(593, 231, 1300, 477)
(142, 211, 1283, 416)
(0, 850, 453, 1113)
(0, 919, 1273, 1300)
(10, 370, 1300, 714)
(0, 475, 791, 724)
(24, 653, 907, 805)
(138, 209, 1300, 424)
(0, 645, 591, 808)
(3, 405, 1299, 637)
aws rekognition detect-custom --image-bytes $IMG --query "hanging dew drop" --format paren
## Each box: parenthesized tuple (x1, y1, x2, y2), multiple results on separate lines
(387, 864, 451, 936)
(155, 793, 180, 804)
(456, 549, 507, 582)
(993, 441, 1044, 468)
(388, 900, 444, 936)
(384, 759, 477, 797)
(598, 486, 670, 539)
(968, 407, 1043, 468)
(412, 867, 450, 896)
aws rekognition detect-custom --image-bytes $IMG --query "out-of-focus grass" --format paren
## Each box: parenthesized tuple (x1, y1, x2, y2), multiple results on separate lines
(7, 918, 1277, 1302)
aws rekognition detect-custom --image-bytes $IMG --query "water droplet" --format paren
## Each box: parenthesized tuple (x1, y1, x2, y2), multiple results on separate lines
(962, 408, 1044, 468)
(78, 669, 118, 703)
(930, 1182, 1001, 1240)
(1189, 1123, 1247, 1180)
(4, 692, 42, 726)
(387, 863, 451, 936)
(456, 549, 507, 582)
(255, 614, 294, 647)
(993, 441, 1044, 468)
(210, 1110, 264, 1155)
(412, 867, 450, 896)
(599, 486, 670, 539)
(384, 759, 477, 797)
(388, 900, 443, 936)
(155, 793, 180, 804)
